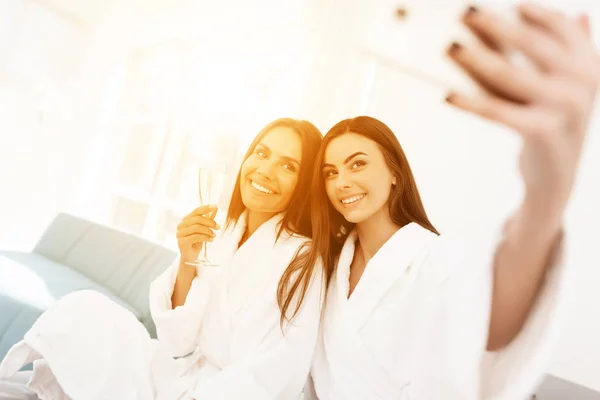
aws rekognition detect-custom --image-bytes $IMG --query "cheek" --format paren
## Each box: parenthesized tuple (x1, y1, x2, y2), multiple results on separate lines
(324, 180, 337, 204)
(368, 174, 393, 200)
(240, 157, 255, 176)
(278, 173, 299, 199)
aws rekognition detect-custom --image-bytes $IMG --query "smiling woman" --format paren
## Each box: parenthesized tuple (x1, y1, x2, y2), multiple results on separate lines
(0, 117, 326, 400)
(239, 127, 303, 228)
(318, 117, 438, 244)
(227, 119, 321, 247)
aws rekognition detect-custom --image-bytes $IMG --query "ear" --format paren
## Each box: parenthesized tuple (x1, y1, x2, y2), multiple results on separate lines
(392, 176, 397, 186)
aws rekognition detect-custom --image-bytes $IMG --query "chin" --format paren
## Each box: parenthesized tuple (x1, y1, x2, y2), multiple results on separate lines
(340, 209, 369, 224)
(240, 187, 253, 209)
(241, 191, 281, 215)
(242, 196, 267, 213)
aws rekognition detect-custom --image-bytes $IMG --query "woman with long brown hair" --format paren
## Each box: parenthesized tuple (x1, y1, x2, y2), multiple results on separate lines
(305, 4, 599, 399)
(0, 118, 325, 399)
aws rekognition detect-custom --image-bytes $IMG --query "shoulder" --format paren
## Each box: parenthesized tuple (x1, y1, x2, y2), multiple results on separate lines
(387, 223, 441, 262)
(276, 229, 312, 250)
(264, 231, 311, 267)
(418, 226, 503, 283)
(274, 232, 325, 276)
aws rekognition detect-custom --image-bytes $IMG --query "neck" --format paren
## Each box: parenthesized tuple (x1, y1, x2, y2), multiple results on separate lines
(355, 207, 403, 264)
(246, 210, 277, 239)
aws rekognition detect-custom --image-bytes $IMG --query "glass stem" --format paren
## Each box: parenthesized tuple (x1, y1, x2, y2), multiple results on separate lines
(203, 240, 209, 261)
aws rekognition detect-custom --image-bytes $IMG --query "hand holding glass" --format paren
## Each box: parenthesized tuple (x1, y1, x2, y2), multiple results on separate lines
(185, 167, 226, 267)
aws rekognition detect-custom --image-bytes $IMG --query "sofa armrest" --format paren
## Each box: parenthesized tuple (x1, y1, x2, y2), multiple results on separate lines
(33, 213, 177, 335)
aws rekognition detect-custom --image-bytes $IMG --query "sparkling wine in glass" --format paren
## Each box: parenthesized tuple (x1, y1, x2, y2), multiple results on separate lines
(185, 167, 226, 267)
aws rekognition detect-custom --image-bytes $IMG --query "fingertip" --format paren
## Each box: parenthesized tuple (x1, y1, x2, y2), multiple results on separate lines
(445, 92, 458, 105)
(517, 2, 551, 23)
(577, 13, 591, 37)
(517, 2, 538, 15)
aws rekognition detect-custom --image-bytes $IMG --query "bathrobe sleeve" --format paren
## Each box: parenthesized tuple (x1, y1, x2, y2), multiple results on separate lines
(189, 262, 325, 400)
(479, 230, 568, 399)
(407, 227, 569, 400)
(149, 259, 219, 358)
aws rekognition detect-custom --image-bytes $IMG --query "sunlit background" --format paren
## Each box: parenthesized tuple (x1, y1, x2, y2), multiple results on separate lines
(0, 0, 341, 250)
(1, 0, 600, 395)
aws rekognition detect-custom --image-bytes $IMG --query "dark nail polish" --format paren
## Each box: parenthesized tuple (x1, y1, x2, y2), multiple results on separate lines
(448, 42, 462, 55)
(395, 7, 408, 19)
(466, 5, 479, 16)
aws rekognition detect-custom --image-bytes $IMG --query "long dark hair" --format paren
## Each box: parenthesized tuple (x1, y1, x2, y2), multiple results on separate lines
(308, 116, 439, 284)
(226, 118, 323, 328)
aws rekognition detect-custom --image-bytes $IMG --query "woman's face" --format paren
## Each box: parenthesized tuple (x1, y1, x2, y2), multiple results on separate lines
(322, 132, 396, 224)
(240, 126, 302, 215)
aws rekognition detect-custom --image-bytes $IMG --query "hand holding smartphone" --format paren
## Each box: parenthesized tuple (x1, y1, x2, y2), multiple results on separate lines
(363, 0, 600, 236)
(361, 0, 593, 95)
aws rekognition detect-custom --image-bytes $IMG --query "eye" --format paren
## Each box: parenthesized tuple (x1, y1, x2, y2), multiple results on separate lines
(351, 160, 366, 169)
(282, 163, 297, 172)
(323, 169, 337, 179)
(255, 149, 267, 158)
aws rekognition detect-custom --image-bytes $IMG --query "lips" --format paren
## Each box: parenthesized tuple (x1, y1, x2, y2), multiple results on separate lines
(249, 179, 277, 195)
(340, 193, 366, 206)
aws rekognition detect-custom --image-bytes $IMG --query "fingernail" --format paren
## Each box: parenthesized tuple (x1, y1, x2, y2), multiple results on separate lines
(445, 93, 457, 104)
(215, 223, 221, 229)
(465, 5, 479, 16)
(395, 7, 408, 19)
(448, 42, 462, 56)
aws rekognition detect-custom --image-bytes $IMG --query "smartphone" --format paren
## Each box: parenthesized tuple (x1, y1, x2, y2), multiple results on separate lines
(360, 0, 594, 95)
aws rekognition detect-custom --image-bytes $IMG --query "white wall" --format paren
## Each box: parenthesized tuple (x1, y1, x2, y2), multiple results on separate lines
(0, 1, 154, 249)
(0, 1, 86, 249)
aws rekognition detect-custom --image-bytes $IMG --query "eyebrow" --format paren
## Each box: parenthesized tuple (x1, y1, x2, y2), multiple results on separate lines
(282, 155, 301, 166)
(257, 143, 301, 166)
(322, 151, 367, 169)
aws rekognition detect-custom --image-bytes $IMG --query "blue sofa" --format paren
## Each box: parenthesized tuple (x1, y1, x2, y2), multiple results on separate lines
(0, 213, 177, 367)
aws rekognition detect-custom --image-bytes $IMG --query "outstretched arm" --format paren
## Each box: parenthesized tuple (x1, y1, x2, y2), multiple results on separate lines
(446, 3, 599, 350)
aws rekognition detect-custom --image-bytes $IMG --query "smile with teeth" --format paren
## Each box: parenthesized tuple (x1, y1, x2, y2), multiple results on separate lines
(341, 193, 366, 205)
(250, 180, 275, 195)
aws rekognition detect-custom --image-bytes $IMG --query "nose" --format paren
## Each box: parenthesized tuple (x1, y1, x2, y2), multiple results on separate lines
(335, 170, 352, 191)
(256, 159, 276, 180)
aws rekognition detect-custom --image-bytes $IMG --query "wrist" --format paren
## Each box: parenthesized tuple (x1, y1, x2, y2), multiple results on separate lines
(517, 198, 564, 244)
(178, 258, 197, 276)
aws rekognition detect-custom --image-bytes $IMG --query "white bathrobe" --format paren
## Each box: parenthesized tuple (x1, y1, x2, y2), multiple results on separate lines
(0, 212, 324, 400)
(306, 222, 568, 400)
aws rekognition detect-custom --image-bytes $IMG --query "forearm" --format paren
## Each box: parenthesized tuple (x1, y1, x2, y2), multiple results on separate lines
(486, 198, 563, 351)
(171, 259, 197, 308)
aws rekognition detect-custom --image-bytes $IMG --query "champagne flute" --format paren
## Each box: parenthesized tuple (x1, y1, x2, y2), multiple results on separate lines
(185, 166, 226, 267)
